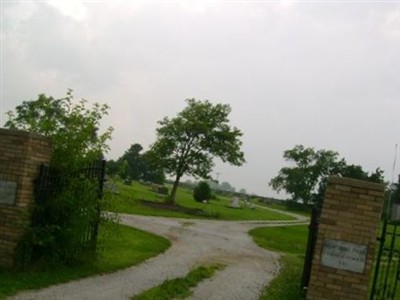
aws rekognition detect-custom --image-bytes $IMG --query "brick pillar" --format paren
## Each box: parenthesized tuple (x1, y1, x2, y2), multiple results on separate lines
(0, 128, 52, 268)
(307, 176, 385, 300)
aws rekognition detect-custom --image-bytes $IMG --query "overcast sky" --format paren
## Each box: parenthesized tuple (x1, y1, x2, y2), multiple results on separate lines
(1, 0, 399, 198)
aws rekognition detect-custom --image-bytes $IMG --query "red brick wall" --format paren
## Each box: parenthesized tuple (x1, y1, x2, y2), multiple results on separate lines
(307, 176, 384, 300)
(0, 128, 51, 267)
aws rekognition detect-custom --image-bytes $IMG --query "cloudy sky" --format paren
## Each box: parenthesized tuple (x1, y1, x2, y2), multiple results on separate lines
(1, 0, 399, 198)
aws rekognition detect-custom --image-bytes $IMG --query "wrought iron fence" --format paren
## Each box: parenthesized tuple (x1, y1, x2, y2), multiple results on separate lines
(370, 220, 400, 299)
(32, 159, 106, 259)
(301, 206, 320, 292)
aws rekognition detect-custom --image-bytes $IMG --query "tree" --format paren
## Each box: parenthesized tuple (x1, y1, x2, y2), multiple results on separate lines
(150, 99, 245, 204)
(106, 159, 120, 176)
(141, 150, 166, 184)
(5, 90, 113, 170)
(270, 145, 384, 206)
(219, 181, 236, 193)
(118, 143, 144, 180)
(5, 90, 113, 266)
(105, 143, 165, 184)
(239, 188, 247, 195)
(193, 181, 212, 202)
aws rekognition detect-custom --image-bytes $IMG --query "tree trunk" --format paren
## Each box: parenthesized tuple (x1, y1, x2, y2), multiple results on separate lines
(167, 175, 181, 205)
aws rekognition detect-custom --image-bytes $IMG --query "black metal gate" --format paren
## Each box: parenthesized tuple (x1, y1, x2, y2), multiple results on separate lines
(370, 180, 400, 300)
(33, 159, 106, 252)
(301, 206, 321, 291)
(370, 219, 400, 299)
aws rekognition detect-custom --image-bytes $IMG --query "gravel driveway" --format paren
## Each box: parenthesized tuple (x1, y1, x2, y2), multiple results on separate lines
(8, 209, 308, 300)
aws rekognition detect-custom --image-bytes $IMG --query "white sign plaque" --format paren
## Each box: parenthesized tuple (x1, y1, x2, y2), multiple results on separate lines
(0, 180, 17, 205)
(321, 239, 367, 273)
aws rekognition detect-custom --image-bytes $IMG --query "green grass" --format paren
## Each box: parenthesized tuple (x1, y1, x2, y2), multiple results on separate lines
(0, 223, 170, 300)
(131, 264, 223, 300)
(249, 225, 308, 300)
(250, 225, 308, 254)
(261, 255, 306, 300)
(108, 181, 294, 221)
(257, 201, 311, 218)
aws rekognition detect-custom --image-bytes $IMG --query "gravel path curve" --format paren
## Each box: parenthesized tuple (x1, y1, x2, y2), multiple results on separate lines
(8, 210, 308, 300)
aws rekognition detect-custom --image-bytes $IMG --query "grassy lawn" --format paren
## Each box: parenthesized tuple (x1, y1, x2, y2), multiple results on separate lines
(108, 181, 294, 221)
(256, 201, 311, 218)
(0, 223, 170, 300)
(131, 264, 223, 300)
(249, 225, 308, 300)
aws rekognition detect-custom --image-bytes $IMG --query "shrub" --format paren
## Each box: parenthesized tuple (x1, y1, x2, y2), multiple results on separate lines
(16, 177, 101, 269)
(157, 186, 169, 195)
(193, 181, 212, 202)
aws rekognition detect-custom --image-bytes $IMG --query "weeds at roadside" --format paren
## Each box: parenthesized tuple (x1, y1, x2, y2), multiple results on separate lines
(131, 264, 224, 300)
(249, 225, 307, 300)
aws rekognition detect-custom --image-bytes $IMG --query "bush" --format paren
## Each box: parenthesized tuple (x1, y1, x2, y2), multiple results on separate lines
(157, 186, 169, 195)
(16, 177, 101, 269)
(193, 182, 212, 202)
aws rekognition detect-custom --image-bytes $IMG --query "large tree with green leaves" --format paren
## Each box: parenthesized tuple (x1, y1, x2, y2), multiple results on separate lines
(118, 143, 145, 181)
(270, 145, 384, 205)
(5, 91, 113, 266)
(105, 143, 165, 184)
(149, 99, 245, 204)
(5, 90, 113, 170)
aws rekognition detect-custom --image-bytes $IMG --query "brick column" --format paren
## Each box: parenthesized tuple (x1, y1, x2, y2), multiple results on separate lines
(0, 128, 52, 268)
(307, 176, 385, 300)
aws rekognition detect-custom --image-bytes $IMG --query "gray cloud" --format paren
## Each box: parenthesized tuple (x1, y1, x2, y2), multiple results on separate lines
(2, 1, 399, 197)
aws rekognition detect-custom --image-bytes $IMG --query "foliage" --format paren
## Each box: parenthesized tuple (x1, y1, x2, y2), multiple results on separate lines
(118, 144, 144, 180)
(131, 264, 223, 300)
(238, 188, 247, 195)
(16, 176, 102, 268)
(157, 186, 169, 195)
(141, 150, 166, 184)
(149, 99, 245, 204)
(106, 159, 120, 176)
(0, 223, 170, 299)
(270, 145, 384, 205)
(193, 181, 212, 202)
(6, 91, 114, 269)
(5, 90, 113, 170)
(208, 181, 236, 193)
(106, 144, 165, 184)
(219, 181, 236, 192)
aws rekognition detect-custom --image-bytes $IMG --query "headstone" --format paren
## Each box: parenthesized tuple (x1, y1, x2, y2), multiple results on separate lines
(230, 196, 239, 208)
(104, 182, 119, 194)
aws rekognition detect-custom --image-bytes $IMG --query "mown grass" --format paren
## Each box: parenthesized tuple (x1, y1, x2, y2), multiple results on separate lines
(108, 181, 294, 221)
(131, 264, 223, 300)
(256, 201, 311, 218)
(249, 225, 308, 300)
(0, 223, 170, 300)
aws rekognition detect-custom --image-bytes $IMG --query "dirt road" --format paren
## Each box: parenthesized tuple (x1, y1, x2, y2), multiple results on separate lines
(9, 211, 308, 300)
